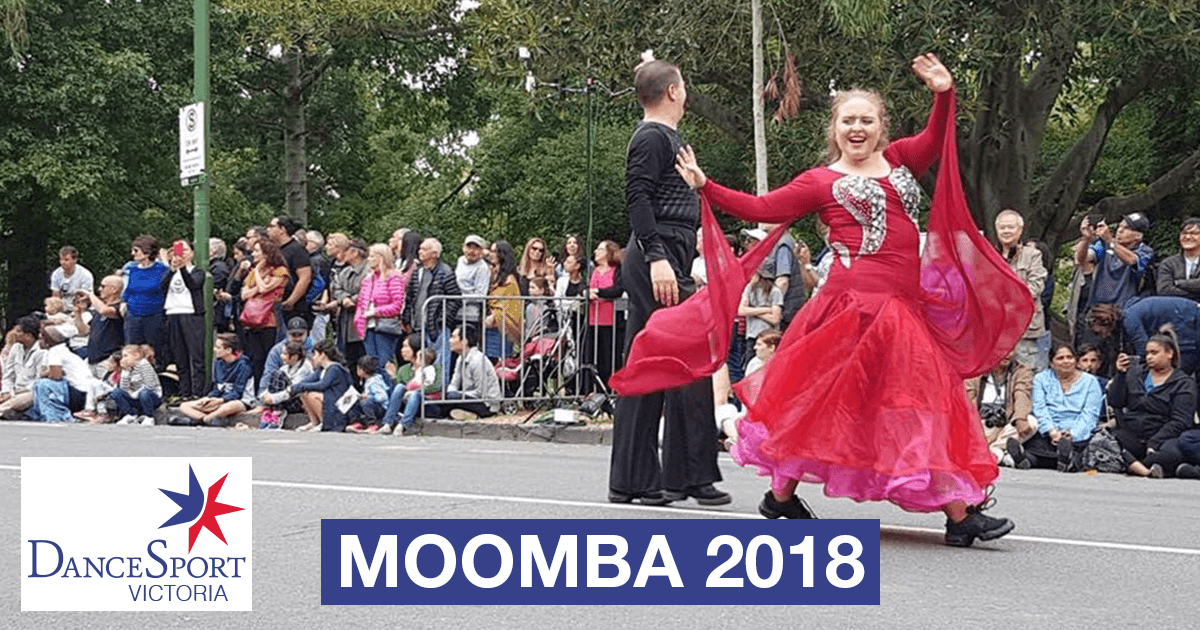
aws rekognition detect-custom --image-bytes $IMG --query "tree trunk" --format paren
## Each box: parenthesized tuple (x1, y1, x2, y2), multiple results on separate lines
(750, 0, 767, 195)
(283, 49, 308, 224)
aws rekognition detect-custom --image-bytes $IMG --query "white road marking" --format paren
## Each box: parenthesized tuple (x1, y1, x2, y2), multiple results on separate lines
(3, 463, 1197, 557)
(376, 445, 433, 451)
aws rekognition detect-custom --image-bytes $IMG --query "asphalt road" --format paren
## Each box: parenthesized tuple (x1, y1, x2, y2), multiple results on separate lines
(2, 421, 1199, 629)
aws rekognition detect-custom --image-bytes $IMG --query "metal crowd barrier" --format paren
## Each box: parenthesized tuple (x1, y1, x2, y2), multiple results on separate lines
(414, 293, 628, 417)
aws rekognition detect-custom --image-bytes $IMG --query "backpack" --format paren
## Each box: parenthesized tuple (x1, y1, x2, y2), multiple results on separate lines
(1081, 428, 1126, 473)
(303, 271, 326, 305)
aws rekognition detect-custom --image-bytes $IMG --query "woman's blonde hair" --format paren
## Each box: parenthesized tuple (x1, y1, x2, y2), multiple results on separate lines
(368, 243, 396, 276)
(824, 89, 891, 164)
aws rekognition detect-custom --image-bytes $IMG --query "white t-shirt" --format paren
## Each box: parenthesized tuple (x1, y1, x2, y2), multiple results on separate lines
(164, 267, 195, 315)
(44, 344, 98, 392)
(50, 265, 95, 296)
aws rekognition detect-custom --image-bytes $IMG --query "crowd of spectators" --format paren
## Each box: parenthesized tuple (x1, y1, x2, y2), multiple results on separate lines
(4, 208, 1200, 480)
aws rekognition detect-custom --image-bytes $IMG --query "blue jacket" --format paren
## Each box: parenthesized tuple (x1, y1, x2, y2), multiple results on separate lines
(208, 355, 253, 402)
(1122, 296, 1200, 375)
(292, 362, 354, 431)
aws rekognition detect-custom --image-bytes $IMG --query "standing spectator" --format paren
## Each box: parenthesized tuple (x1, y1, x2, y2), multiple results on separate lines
(1122, 297, 1200, 376)
(222, 239, 252, 339)
(110, 344, 163, 425)
(555, 253, 587, 327)
(161, 239, 208, 399)
(267, 216, 314, 328)
(484, 241, 522, 359)
(456, 234, 491, 336)
(1156, 217, 1200, 302)
(518, 237, 556, 291)
(808, 218, 834, 298)
(330, 237, 368, 371)
(401, 238, 461, 380)
(737, 262, 783, 370)
(759, 223, 806, 330)
(355, 243, 408, 369)
(388, 228, 409, 264)
(1067, 214, 1101, 345)
(1075, 212, 1155, 312)
(306, 230, 331, 342)
(120, 235, 170, 366)
(50, 245, 95, 298)
(292, 339, 354, 432)
(556, 234, 592, 278)
(209, 238, 233, 334)
(240, 239, 289, 385)
(0, 316, 46, 417)
(427, 325, 500, 419)
(995, 209, 1049, 372)
(396, 231, 422, 276)
(1006, 343, 1103, 471)
(83, 275, 125, 378)
(1109, 328, 1198, 478)
(174, 333, 253, 427)
(588, 240, 622, 387)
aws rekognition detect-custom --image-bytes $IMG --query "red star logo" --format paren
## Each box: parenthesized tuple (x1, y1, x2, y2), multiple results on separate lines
(187, 474, 244, 553)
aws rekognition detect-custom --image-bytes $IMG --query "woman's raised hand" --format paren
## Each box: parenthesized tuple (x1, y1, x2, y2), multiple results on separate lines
(675, 145, 708, 190)
(911, 53, 952, 93)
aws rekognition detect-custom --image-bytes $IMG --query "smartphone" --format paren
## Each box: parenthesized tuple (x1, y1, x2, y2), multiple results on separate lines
(173, 242, 184, 258)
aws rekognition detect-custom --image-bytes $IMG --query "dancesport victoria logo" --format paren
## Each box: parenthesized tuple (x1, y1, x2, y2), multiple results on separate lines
(21, 457, 253, 611)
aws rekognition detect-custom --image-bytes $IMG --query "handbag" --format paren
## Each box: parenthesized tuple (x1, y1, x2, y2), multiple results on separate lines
(240, 295, 276, 329)
(374, 316, 405, 336)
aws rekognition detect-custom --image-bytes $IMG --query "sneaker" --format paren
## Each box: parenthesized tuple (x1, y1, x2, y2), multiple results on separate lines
(1175, 463, 1200, 480)
(758, 491, 818, 519)
(1006, 437, 1030, 470)
(139, 416, 156, 426)
(116, 415, 137, 425)
(297, 421, 320, 432)
(663, 483, 732, 506)
(1056, 438, 1074, 472)
(944, 495, 1014, 547)
(378, 424, 394, 435)
(346, 423, 365, 434)
(449, 409, 478, 421)
(1149, 463, 1164, 479)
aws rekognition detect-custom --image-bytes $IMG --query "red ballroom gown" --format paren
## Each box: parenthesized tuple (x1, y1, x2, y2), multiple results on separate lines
(610, 89, 1033, 512)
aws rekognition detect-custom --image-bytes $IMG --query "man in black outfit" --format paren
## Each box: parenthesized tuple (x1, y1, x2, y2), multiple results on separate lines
(268, 216, 314, 330)
(608, 58, 729, 507)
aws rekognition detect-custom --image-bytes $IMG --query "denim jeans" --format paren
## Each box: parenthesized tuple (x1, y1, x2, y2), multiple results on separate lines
(110, 388, 162, 417)
(383, 388, 425, 427)
(363, 330, 401, 370)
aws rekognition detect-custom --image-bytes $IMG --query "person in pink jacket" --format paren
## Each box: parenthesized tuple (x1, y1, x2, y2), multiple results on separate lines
(355, 243, 408, 369)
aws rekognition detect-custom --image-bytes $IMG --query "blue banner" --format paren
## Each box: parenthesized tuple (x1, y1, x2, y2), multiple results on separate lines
(321, 519, 879, 605)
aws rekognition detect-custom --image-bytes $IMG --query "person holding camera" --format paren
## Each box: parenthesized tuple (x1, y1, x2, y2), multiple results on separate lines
(1006, 343, 1103, 471)
(964, 349, 1033, 464)
(1074, 213, 1154, 312)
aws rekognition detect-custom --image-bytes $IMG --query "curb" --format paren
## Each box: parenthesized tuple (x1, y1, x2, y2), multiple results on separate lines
(153, 409, 612, 445)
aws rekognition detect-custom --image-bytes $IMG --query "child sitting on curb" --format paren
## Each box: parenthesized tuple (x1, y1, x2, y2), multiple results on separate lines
(111, 344, 163, 425)
(258, 341, 312, 429)
(347, 356, 390, 433)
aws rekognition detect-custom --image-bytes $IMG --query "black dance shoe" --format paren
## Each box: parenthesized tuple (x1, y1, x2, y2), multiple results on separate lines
(944, 496, 1014, 548)
(758, 491, 818, 519)
(608, 489, 672, 506)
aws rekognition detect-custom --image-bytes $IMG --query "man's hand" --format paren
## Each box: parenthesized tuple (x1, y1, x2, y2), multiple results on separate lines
(650, 259, 679, 307)
(1115, 353, 1131, 373)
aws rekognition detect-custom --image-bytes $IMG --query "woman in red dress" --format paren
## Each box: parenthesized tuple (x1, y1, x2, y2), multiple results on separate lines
(666, 54, 1033, 547)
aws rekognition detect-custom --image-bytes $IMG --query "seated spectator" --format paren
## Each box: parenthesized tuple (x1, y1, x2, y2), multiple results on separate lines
(66, 292, 93, 359)
(1108, 328, 1198, 478)
(1122, 296, 1200, 375)
(27, 356, 72, 423)
(50, 245, 95, 298)
(258, 341, 313, 429)
(1076, 344, 1108, 391)
(83, 275, 126, 377)
(745, 329, 782, 377)
(1007, 343, 1103, 471)
(380, 336, 442, 435)
(484, 241, 522, 359)
(1080, 303, 1134, 378)
(1074, 213, 1154, 312)
(346, 356, 389, 433)
(1155, 217, 1200, 301)
(292, 339, 354, 432)
(427, 326, 500, 420)
(161, 239, 208, 399)
(109, 344, 163, 426)
(37, 325, 106, 418)
(1176, 429, 1200, 479)
(965, 350, 1034, 465)
(175, 334, 253, 427)
(121, 235, 170, 365)
(42, 297, 84, 353)
(257, 319, 315, 399)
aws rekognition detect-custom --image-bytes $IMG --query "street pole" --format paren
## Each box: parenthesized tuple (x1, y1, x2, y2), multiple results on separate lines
(193, 0, 213, 370)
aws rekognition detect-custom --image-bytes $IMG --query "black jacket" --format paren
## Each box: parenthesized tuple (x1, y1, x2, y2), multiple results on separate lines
(159, 265, 207, 313)
(1108, 361, 1198, 450)
(401, 261, 461, 336)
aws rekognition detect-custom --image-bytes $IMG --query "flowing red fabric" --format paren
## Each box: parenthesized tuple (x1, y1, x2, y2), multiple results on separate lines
(610, 90, 1033, 396)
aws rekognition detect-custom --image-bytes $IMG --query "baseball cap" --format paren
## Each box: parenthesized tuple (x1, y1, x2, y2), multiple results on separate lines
(741, 228, 768, 241)
(464, 234, 486, 248)
(1123, 212, 1150, 233)
(287, 317, 309, 333)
